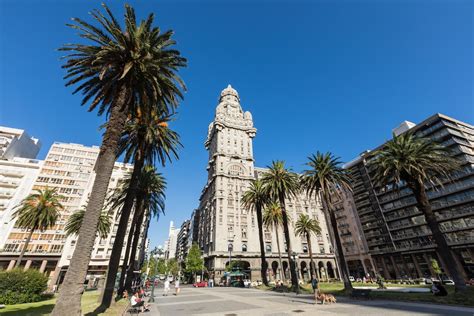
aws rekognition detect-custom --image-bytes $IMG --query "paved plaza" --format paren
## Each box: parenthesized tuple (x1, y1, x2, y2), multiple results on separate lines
(147, 286, 474, 316)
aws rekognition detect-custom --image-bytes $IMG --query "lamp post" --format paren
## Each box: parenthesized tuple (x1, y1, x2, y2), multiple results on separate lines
(148, 247, 158, 303)
(292, 251, 300, 294)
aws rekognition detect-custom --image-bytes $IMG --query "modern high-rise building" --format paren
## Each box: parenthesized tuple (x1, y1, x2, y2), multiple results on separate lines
(176, 220, 191, 266)
(332, 188, 375, 279)
(164, 221, 178, 260)
(0, 126, 41, 160)
(0, 141, 136, 288)
(342, 114, 474, 280)
(195, 85, 337, 281)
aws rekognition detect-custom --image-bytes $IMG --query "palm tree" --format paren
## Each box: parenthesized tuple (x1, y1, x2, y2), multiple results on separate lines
(123, 166, 166, 292)
(12, 188, 63, 268)
(301, 151, 353, 292)
(53, 4, 186, 314)
(294, 214, 321, 281)
(263, 201, 287, 282)
(370, 132, 466, 292)
(65, 209, 112, 240)
(241, 179, 270, 286)
(261, 161, 300, 291)
(100, 112, 180, 308)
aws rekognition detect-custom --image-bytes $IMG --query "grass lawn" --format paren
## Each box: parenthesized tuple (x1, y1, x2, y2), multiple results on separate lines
(0, 290, 128, 316)
(259, 282, 474, 307)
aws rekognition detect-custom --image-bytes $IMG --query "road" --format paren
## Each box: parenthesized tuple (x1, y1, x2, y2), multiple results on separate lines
(145, 285, 474, 316)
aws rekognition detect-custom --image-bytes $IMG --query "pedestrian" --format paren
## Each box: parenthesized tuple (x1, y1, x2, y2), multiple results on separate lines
(175, 277, 181, 295)
(163, 278, 170, 296)
(209, 278, 214, 288)
(311, 275, 319, 304)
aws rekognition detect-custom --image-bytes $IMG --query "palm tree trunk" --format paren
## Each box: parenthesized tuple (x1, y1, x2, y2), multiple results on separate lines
(410, 181, 467, 292)
(99, 158, 144, 309)
(306, 233, 315, 281)
(256, 205, 268, 285)
(275, 225, 285, 282)
(124, 204, 145, 292)
(278, 194, 299, 292)
(15, 229, 34, 268)
(327, 203, 353, 292)
(118, 198, 143, 294)
(52, 87, 129, 316)
(137, 210, 151, 269)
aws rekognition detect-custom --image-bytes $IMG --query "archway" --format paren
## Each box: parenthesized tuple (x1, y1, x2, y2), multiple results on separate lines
(271, 261, 279, 280)
(318, 261, 325, 280)
(327, 261, 335, 279)
(300, 261, 308, 281)
(282, 261, 289, 279)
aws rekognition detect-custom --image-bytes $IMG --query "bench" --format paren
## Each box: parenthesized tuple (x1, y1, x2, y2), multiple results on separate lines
(351, 289, 371, 299)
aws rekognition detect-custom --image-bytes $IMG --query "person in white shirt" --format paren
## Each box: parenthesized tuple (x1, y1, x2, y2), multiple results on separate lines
(163, 279, 170, 296)
(175, 278, 180, 295)
(130, 291, 147, 312)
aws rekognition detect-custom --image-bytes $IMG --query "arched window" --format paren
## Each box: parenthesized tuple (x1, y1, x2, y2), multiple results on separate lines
(242, 244, 247, 252)
(266, 244, 272, 253)
(303, 245, 308, 253)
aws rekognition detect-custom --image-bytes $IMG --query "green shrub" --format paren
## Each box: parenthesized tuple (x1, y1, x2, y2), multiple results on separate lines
(0, 268, 48, 304)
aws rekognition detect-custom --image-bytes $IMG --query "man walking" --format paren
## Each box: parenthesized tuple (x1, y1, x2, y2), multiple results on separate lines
(311, 275, 319, 304)
(163, 278, 170, 296)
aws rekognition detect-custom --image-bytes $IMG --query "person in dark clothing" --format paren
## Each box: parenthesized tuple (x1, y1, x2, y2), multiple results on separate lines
(432, 282, 448, 296)
(311, 275, 319, 303)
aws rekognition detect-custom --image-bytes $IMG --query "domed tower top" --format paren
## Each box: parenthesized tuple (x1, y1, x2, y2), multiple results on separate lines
(219, 84, 240, 102)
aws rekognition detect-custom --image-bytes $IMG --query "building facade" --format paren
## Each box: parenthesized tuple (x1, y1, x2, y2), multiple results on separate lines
(195, 85, 337, 281)
(344, 114, 474, 280)
(0, 140, 136, 288)
(0, 126, 41, 160)
(176, 220, 191, 266)
(164, 221, 178, 260)
(332, 188, 376, 279)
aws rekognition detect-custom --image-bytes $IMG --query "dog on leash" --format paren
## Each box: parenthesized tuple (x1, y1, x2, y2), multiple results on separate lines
(317, 292, 337, 304)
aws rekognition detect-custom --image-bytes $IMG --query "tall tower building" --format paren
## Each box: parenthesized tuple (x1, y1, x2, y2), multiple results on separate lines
(0, 126, 41, 160)
(196, 86, 337, 281)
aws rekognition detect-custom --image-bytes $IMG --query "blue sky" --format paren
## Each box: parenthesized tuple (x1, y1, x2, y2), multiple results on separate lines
(1, 0, 472, 248)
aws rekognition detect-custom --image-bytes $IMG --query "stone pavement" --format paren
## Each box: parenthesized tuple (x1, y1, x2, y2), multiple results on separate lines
(146, 286, 474, 316)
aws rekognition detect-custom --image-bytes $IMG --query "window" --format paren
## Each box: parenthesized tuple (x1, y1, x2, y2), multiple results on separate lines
(242, 244, 247, 252)
(266, 244, 272, 253)
(303, 245, 308, 253)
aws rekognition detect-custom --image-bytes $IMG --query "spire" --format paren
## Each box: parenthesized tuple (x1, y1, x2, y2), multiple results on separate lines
(220, 84, 239, 101)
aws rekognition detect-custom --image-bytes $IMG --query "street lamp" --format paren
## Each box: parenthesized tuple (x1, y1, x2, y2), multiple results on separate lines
(291, 251, 300, 294)
(148, 247, 158, 303)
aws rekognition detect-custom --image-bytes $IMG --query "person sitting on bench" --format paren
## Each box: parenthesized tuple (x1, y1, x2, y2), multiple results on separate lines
(131, 291, 149, 312)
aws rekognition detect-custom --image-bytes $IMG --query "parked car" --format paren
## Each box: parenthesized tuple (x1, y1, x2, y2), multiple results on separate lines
(441, 278, 455, 285)
(349, 276, 355, 282)
(243, 279, 251, 288)
(193, 281, 208, 287)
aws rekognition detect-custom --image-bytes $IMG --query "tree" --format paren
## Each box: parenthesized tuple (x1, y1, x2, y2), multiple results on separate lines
(294, 214, 321, 281)
(263, 201, 286, 282)
(370, 132, 466, 292)
(431, 259, 442, 279)
(166, 258, 179, 277)
(241, 179, 270, 285)
(12, 189, 63, 268)
(185, 243, 204, 282)
(64, 209, 112, 239)
(101, 107, 181, 309)
(301, 151, 353, 292)
(53, 4, 186, 314)
(107, 166, 166, 293)
(261, 161, 300, 292)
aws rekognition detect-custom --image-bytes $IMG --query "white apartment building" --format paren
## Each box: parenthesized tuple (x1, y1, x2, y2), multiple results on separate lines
(0, 158, 42, 251)
(164, 221, 178, 260)
(0, 141, 136, 288)
(0, 126, 41, 160)
(196, 85, 338, 281)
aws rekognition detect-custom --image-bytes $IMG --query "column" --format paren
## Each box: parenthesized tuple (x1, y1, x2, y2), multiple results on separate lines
(48, 263, 61, 291)
(361, 258, 368, 276)
(23, 260, 32, 271)
(380, 257, 391, 279)
(423, 253, 436, 276)
(435, 251, 449, 275)
(7, 260, 16, 271)
(411, 254, 423, 278)
(450, 250, 468, 280)
(369, 257, 377, 277)
(389, 256, 401, 279)
(39, 260, 48, 273)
